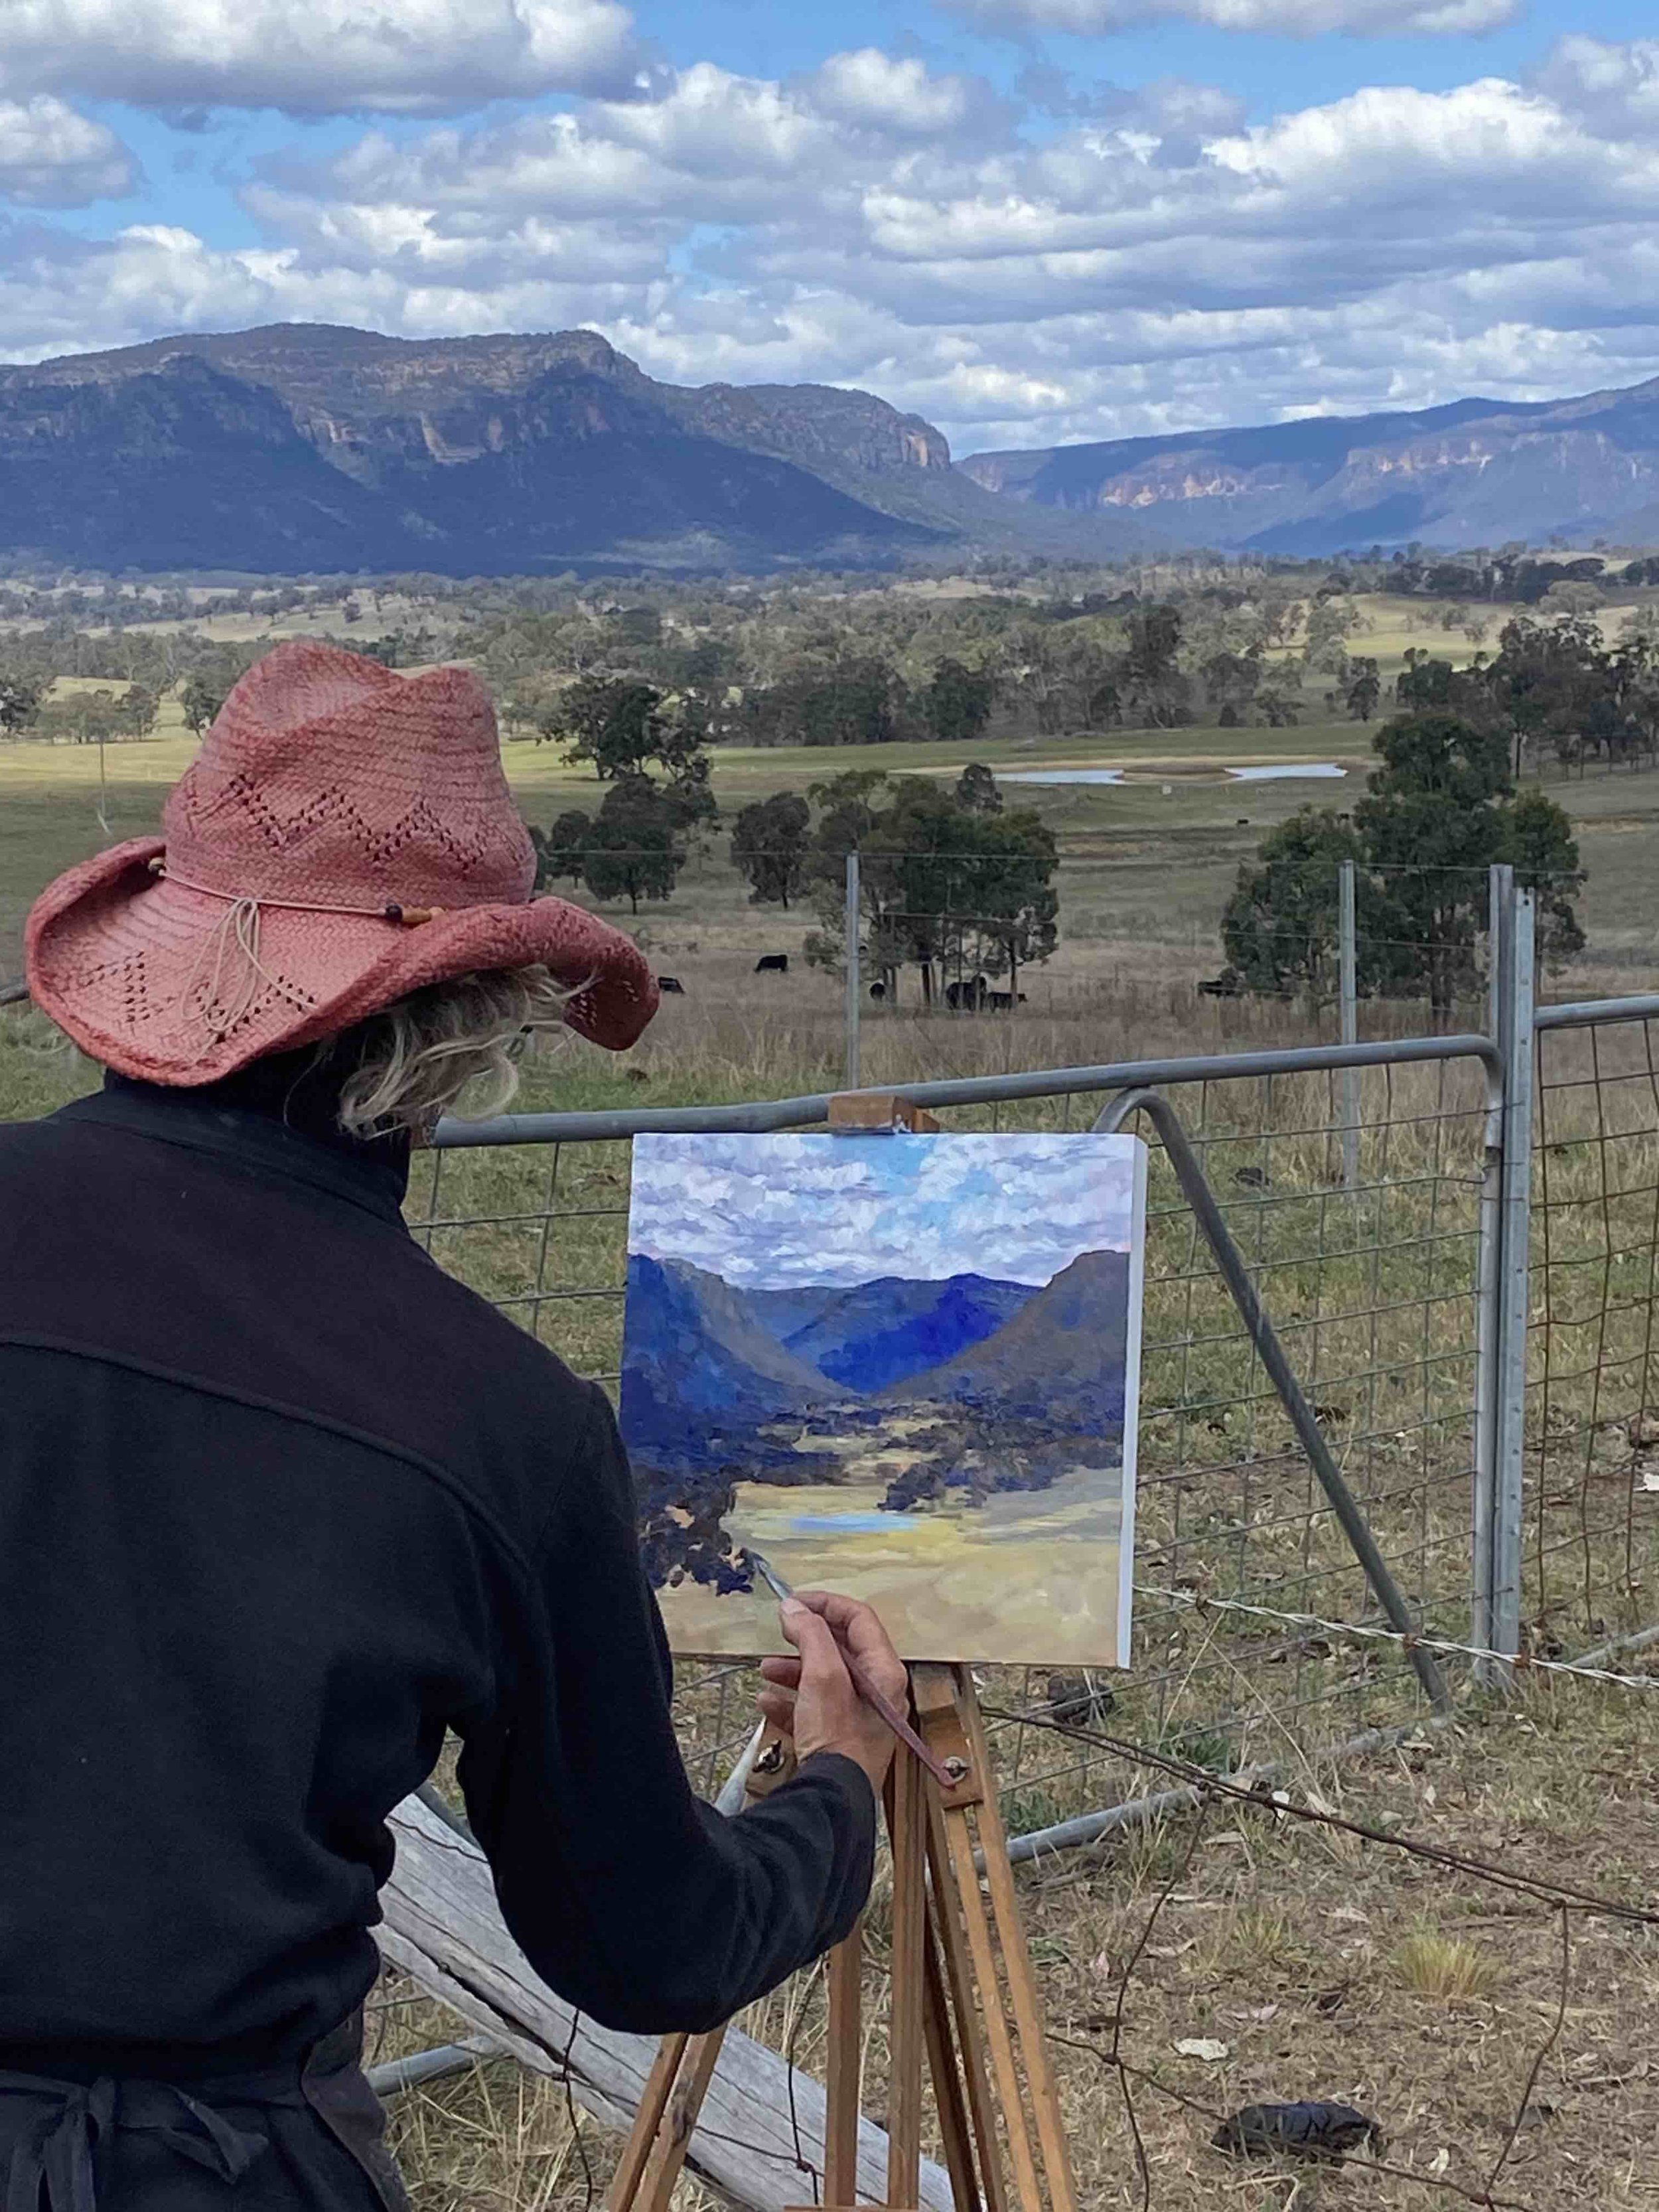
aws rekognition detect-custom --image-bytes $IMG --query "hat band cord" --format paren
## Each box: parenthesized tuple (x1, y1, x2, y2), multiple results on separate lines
(148, 858, 452, 927)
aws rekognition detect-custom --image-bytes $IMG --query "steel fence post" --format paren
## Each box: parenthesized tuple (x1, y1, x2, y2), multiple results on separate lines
(1472, 865, 1510, 1666)
(1338, 857, 1359, 1191)
(845, 849, 861, 1091)
(1492, 876, 1536, 1670)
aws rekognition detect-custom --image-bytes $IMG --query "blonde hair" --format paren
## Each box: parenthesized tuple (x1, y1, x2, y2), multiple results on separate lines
(335, 965, 574, 1139)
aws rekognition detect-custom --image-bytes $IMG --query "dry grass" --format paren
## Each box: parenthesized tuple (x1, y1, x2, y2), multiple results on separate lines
(1392, 1931, 1500, 2002)
(367, 1674, 1659, 2210)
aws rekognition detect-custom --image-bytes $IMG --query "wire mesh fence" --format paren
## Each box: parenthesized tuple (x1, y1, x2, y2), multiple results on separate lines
(417, 1035, 1500, 1841)
(1528, 1000, 1659, 1656)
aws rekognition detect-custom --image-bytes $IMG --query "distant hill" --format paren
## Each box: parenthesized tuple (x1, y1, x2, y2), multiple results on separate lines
(753, 1272, 1038, 1394)
(893, 1247, 1131, 1427)
(0, 321, 1133, 575)
(960, 377, 1659, 555)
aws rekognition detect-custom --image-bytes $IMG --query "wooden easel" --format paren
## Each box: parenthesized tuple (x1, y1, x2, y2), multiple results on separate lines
(607, 1664, 1078, 2212)
(610, 1094, 1078, 2212)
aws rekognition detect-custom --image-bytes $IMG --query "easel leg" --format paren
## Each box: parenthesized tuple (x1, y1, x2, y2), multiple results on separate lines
(605, 2033, 690, 2210)
(924, 1792, 1006, 2212)
(921, 1909, 989, 2212)
(885, 1750, 927, 2207)
(958, 1686, 1078, 2212)
(824, 1928, 863, 2208)
(914, 1664, 1080, 2212)
(609, 2028, 727, 2212)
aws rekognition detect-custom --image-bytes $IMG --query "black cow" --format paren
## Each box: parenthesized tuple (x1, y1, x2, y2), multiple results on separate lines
(986, 990, 1029, 1010)
(945, 973, 989, 1012)
(656, 975, 685, 995)
(755, 953, 789, 974)
(1200, 968, 1244, 998)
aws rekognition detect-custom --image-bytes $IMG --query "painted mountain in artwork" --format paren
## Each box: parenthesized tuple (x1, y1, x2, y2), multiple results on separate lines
(620, 1252, 838, 1457)
(893, 1248, 1131, 1426)
(622, 1246, 1129, 1478)
(758, 1273, 1038, 1393)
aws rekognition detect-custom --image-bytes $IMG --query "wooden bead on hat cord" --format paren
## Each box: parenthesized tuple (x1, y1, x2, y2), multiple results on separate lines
(607, 1094, 1080, 2212)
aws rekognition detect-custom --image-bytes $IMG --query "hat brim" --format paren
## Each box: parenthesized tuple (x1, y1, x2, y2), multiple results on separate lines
(26, 837, 658, 1084)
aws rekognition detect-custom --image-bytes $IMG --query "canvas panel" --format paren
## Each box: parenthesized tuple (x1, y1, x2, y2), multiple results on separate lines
(620, 1131, 1147, 1668)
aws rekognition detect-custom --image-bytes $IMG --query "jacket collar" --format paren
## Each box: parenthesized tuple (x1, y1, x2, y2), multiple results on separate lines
(56, 1072, 412, 1228)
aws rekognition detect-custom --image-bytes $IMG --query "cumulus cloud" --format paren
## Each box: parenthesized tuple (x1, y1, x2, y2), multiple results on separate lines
(10, 40, 1659, 455)
(942, 0, 1513, 31)
(0, 0, 642, 116)
(0, 96, 135, 206)
(803, 50, 1009, 143)
(1536, 37, 1659, 137)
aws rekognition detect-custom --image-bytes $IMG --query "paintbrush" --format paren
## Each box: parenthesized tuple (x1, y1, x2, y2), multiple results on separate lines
(745, 1547, 958, 1789)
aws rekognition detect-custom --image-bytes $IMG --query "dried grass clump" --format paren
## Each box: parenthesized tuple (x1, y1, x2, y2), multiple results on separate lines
(1392, 1929, 1498, 2000)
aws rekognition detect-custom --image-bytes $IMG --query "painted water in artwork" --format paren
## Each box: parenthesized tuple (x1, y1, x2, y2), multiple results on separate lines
(620, 1132, 1145, 1666)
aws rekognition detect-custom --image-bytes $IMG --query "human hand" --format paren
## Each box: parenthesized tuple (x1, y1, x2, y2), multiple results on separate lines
(757, 1589, 910, 1797)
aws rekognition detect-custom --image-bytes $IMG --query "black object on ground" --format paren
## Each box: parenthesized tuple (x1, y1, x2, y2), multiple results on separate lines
(1212, 2101, 1382, 2162)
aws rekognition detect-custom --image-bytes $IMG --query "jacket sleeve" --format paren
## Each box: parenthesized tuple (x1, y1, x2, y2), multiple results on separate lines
(453, 1382, 877, 2034)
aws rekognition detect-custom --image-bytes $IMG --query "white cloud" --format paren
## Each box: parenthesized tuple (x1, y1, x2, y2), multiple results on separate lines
(0, 95, 133, 206)
(1536, 37, 1659, 137)
(804, 50, 1007, 143)
(0, 0, 641, 116)
(942, 0, 1514, 31)
(10, 42, 1659, 456)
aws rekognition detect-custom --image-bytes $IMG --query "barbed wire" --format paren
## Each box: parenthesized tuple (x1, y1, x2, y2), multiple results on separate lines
(977, 1701, 1659, 1926)
(1133, 1582, 1659, 1692)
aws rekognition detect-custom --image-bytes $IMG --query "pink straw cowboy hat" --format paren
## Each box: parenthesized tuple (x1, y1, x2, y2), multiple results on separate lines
(26, 640, 658, 1083)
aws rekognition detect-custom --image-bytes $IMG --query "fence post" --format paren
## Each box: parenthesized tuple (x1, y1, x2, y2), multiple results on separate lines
(1475, 867, 1534, 1678)
(1338, 857, 1359, 1191)
(1492, 876, 1535, 1670)
(844, 850, 861, 1092)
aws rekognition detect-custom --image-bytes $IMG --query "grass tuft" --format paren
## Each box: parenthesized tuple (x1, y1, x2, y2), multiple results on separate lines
(1392, 1929, 1500, 2001)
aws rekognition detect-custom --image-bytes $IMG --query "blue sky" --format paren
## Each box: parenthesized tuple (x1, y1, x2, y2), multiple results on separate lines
(3, 1, 1658, 450)
(628, 1133, 1139, 1288)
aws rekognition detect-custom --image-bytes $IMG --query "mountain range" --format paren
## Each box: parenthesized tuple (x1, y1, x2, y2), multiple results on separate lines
(0, 323, 1101, 575)
(5, 319, 1658, 571)
(959, 378, 1659, 557)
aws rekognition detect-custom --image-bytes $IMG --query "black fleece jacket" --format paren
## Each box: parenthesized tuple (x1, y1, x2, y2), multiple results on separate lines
(0, 1067, 873, 2077)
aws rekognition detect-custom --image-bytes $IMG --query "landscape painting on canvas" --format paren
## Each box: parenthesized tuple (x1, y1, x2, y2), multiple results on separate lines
(620, 1132, 1146, 1667)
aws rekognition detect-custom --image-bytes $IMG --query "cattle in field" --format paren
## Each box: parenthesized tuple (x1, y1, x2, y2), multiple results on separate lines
(986, 990, 1028, 1010)
(755, 953, 789, 974)
(1200, 969, 1244, 998)
(656, 976, 685, 995)
(945, 974, 989, 1012)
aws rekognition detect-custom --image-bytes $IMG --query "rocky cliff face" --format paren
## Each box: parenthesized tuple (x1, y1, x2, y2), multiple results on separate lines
(959, 378, 1659, 554)
(0, 323, 960, 574)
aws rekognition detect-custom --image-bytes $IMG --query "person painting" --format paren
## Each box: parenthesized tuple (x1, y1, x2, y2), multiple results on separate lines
(0, 641, 906, 2210)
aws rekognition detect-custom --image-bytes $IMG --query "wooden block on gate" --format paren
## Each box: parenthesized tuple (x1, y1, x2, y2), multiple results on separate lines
(827, 1093, 942, 1135)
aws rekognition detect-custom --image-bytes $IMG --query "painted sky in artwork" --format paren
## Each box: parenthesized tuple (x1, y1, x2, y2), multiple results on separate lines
(628, 1132, 1137, 1288)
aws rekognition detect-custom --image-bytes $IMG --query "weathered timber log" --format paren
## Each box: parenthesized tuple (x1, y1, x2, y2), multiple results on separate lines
(381, 1791, 953, 2212)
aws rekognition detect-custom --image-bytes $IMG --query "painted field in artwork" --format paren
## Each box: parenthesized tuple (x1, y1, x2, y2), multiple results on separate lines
(620, 1132, 1146, 1667)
